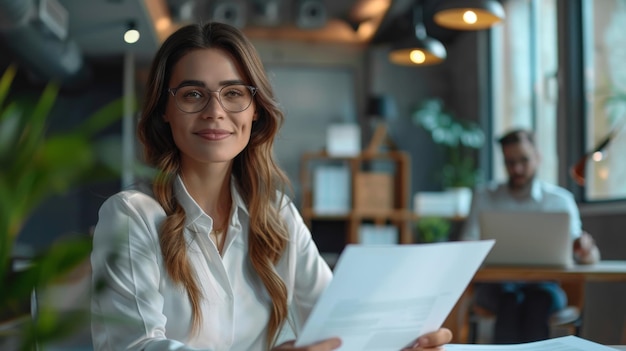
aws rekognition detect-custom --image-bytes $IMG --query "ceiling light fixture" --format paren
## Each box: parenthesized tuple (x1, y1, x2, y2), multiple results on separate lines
(124, 21, 140, 44)
(433, 0, 505, 31)
(388, 3, 446, 66)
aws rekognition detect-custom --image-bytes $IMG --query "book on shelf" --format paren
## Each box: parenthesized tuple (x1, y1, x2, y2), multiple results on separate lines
(358, 224, 398, 245)
(313, 165, 350, 214)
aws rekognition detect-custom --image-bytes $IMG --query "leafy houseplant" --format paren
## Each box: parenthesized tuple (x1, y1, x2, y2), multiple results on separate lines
(412, 99, 485, 189)
(0, 64, 124, 350)
(416, 216, 451, 243)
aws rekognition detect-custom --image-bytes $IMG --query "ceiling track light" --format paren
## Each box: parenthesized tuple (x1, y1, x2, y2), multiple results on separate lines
(388, 3, 446, 66)
(433, 0, 505, 31)
(124, 21, 140, 44)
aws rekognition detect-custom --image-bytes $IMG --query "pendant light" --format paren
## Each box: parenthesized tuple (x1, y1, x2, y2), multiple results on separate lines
(388, 3, 446, 66)
(124, 21, 140, 44)
(433, 0, 505, 31)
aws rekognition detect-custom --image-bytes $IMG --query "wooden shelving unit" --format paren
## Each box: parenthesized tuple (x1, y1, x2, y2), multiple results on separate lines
(299, 150, 416, 245)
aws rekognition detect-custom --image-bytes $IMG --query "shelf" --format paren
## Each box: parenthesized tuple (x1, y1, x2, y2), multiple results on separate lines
(300, 150, 413, 246)
(303, 209, 417, 221)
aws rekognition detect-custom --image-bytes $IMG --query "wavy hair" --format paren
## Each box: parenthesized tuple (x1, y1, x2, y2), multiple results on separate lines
(137, 22, 290, 348)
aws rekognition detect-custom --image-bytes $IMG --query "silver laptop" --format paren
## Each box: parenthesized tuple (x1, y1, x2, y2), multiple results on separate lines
(479, 211, 573, 267)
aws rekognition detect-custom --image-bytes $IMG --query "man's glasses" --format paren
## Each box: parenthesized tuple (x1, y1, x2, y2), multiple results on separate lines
(168, 84, 257, 113)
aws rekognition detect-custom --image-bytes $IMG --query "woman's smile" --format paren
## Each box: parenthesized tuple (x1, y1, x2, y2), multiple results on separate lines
(195, 128, 232, 141)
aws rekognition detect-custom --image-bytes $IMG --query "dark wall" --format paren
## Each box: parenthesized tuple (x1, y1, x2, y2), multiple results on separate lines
(583, 213, 626, 261)
(10, 61, 124, 254)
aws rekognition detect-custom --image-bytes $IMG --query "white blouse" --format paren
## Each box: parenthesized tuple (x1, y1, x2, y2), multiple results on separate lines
(91, 176, 332, 351)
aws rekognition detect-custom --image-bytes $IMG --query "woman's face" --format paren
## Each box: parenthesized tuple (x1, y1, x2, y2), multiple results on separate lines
(164, 48, 257, 169)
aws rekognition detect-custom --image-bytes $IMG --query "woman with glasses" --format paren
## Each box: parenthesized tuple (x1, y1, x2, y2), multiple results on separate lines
(90, 22, 452, 351)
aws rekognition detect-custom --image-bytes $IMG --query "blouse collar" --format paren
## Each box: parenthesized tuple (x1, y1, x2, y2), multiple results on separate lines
(173, 174, 249, 229)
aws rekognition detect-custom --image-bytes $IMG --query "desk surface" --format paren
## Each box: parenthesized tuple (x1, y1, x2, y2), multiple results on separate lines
(475, 260, 626, 282)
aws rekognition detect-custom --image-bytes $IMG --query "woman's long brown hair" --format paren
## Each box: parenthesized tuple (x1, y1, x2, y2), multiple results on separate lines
(137, 22, 290, 349)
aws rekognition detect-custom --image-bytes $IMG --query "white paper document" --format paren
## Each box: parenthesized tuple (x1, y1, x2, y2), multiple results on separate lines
(445, 335, 619, 350)
(295, 240, 495, 350)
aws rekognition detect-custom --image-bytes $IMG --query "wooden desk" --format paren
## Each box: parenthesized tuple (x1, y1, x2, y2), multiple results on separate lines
(474, 261, 626, 282)
(444, 261, 626, 344)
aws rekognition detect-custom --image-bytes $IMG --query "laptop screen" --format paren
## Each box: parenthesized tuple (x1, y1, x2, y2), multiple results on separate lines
(479, 211, 573, 267)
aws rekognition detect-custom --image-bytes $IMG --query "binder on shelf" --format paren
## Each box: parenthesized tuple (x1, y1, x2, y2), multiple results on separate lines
(313, 165, 351, 214)
(358, 224, 398, 245)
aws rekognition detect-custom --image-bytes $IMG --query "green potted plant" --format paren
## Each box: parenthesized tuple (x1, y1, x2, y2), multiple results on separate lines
(0, 63, 125, 350)
(415, 216, 451, 243)
(411, 99, 485, 217)
(412, 98, 485, 189)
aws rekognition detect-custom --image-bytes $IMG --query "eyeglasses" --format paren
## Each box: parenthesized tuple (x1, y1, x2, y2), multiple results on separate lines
(168, 84, 257, 113)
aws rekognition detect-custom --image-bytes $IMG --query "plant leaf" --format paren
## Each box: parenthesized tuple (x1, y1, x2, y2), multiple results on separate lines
(0, 63, 127, 350)
(0, 64, 17, 108)
(0, 104, 23, 160)
(35, 134, 95, 193)
(5, 236, 92, 303)
(76, 97, 127, 137)
(18, 83, 59, 155)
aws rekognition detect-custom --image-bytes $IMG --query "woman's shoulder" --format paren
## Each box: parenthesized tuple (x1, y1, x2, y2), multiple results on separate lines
(275, 191, 298, 216)
(275, 192, 312, 239)
(92, 189, 164, 261)
(100, 187, 162, 217)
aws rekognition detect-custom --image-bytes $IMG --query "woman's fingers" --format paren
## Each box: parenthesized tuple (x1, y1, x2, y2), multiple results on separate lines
(310, 337, 342, 350)
(272, 337, 342, 350)
(277, 328, 451, 351)
(413, 328, 453, 349)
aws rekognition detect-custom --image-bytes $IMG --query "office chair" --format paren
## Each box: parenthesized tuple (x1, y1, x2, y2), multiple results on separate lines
(468, 303, 581, 343)
(467, 282, 583, 343)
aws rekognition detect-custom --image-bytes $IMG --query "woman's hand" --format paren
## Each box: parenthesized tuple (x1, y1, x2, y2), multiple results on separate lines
(273, 327, 451, 351)
(402, 328, 453, 350)
(272, 337, 341, 350)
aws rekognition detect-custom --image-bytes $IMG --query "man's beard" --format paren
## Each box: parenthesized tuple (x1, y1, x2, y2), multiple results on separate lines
(508, 172, 535, 192)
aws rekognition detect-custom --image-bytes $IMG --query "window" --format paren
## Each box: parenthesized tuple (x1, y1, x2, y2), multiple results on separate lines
(582, 0, 626, 201)
(490, 0, 558, 184)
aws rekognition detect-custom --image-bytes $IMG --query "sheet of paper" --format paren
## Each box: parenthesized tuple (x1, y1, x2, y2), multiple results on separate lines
(295, 240, 495, 350)
(445, 335, 619, 350)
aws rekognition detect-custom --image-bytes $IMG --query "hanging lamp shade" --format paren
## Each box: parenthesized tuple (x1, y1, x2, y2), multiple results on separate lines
(389, 3, 447, 67)
(433, 0, 505, 30)
(388, 35, 447, 66)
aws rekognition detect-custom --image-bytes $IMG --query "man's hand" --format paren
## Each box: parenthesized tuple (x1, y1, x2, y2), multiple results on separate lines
(574, 231, 601, 264)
